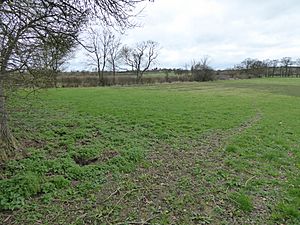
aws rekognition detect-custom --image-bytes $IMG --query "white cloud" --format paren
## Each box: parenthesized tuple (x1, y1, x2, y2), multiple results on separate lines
(68, 0, 300, 70)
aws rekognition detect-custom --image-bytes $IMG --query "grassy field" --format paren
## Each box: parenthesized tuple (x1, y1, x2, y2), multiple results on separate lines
(0, 78, 299, 224)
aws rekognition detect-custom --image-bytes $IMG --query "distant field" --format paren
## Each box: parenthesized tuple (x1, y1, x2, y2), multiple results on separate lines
(56, 70, 187, 87)
(63, 70, 179, 77)
(1, 78, 299, 224)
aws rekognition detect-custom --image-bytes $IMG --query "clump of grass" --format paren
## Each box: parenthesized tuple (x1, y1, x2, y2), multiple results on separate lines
(230, 191, 253, 212)
(225, 145, 238, 153)
(272, 182, 300, 223)
(273, 202, 300, 222)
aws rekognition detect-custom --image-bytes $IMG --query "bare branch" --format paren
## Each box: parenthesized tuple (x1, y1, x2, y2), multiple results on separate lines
(121, 40, 159, 83)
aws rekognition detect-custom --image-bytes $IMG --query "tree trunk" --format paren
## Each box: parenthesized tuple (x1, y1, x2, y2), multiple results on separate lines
(136, 71, 139, 84)
(272, 67, 275, 77)
(112, 66, 116, 85)
(97, 64, 102, 86)
(100, 69, 105, 86)
(0, 81, 19, 162)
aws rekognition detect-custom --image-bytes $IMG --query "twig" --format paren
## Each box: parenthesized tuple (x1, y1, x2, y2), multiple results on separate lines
(105, 188, 138, 219)
(102, 187, 121, 203)
(244, 176, 256, 187)
(4, 215, 11, 223)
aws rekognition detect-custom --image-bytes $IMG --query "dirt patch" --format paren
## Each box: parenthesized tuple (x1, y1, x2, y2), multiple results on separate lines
(22, 139, 46, 149)
(73, 156, 99, 166)
(73, 150, 120, 166)
(99, 150, 120, 162)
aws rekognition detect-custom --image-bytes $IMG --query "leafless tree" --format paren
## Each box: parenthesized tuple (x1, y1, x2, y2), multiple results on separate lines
(0, 0, 152, 161)
(240, 58, 256, 75)
(237, 58, 266, 77)
(108, 35, 122, 85)
(251, 60, 265, 77)
(281, 57, 293, 77)
(121, 40, 159, 83)
(263, 59, 272, 77)
(270, 59, 279, 77)
(86, 28, 114, 86)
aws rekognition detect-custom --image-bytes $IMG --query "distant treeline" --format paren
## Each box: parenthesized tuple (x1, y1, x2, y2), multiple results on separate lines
(233, 57, 300, 78)
(11, 57, 300, 88)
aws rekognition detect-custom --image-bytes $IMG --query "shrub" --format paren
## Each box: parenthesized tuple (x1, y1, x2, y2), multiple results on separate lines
(191, 63, 215, 82)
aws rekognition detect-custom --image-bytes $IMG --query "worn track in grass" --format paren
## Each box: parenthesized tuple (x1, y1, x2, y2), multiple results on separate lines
(76, 113, 264, 224)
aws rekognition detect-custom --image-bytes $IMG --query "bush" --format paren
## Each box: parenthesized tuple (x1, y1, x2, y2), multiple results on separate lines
(191, 63, 215, 82)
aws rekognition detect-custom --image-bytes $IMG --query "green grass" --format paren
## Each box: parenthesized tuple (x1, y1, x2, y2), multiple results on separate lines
(229, 192, 253, 212)
(0, 78, 299, 224)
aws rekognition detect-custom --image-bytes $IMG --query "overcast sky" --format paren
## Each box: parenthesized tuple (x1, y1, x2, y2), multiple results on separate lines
(68, 0, 300, 70)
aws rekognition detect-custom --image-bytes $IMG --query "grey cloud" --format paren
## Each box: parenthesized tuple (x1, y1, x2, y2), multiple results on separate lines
(69, 0, 300, 70)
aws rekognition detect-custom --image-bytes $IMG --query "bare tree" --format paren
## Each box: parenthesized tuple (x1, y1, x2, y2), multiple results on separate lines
(281, 57, 293, 77)
(121, 40, 159, 83)
(270, 59, 279, 77)
(0, 0, 151, 160)
(86, 28, 113, 86)
(237, 58, 266, 77)
(108, 35, 122, 85)
(263, 59, 272, 77)
(240, 58, 256, 75)
(251, 60, 265, 78)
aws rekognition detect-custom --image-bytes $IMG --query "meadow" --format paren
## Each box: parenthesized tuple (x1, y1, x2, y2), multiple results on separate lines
(0, 78, 299, 224)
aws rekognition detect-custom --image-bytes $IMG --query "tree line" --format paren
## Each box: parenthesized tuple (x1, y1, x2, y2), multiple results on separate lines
(55, 55, 216, 87)
(234, 57, 300, 78)
(85, 27, 159, 86)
